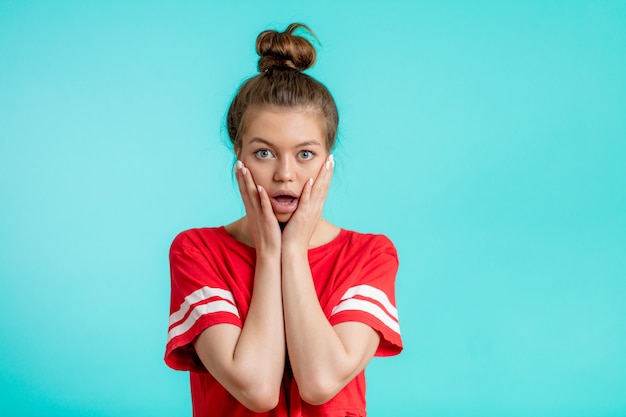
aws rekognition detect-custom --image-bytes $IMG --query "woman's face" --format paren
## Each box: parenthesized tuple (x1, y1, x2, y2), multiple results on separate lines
(238, 107, 329, 222)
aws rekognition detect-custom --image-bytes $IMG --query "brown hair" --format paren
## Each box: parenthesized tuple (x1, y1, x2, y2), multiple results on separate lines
(227, 23, 338, 153)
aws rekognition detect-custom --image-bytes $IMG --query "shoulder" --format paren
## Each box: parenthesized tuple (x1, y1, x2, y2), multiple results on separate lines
(170, 227, 229, 255)
(341, 229, 397, 257)
(319, 229, 398, 270)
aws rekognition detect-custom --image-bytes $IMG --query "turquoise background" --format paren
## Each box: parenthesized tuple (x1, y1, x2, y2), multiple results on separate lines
(1, 0, 625, 416)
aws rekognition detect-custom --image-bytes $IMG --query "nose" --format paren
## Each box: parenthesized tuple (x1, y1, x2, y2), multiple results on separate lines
(273, 157, 294, 182)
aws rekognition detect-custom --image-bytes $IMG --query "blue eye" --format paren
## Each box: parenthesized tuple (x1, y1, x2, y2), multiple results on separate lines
(299, 150, 314, 160)
(254, 149, 273, 159)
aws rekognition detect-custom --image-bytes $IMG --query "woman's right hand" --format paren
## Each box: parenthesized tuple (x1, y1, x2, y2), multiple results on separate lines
(235, 160, 282, 254)
(191, 161, 285, 412)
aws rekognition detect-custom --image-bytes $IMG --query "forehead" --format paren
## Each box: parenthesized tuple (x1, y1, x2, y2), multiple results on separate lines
(241, 107, 326, 149)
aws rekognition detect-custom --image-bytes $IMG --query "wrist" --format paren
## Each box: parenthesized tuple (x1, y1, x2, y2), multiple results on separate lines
(281, 243, 308, 260)
(256, 247, 282, 263)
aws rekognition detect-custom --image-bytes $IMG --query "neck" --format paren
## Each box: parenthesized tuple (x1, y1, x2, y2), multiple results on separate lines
(226, 216, 339, 249)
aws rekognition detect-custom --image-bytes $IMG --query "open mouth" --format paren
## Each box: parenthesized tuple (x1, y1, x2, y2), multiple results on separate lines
(273, 194, 297, 205)
(270, 191, 299, 214)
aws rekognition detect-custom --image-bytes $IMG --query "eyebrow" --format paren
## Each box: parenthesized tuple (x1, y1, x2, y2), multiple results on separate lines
(249, 137, 323, 148)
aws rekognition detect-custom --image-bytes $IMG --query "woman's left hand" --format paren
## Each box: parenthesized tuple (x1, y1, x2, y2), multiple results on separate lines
(282, 155, 334, 252)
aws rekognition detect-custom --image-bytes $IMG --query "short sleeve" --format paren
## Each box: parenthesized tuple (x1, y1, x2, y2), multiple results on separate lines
(328, 235, 402, 356)
(164, 231, 242, 372)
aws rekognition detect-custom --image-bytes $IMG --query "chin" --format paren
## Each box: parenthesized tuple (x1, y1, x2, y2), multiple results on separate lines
(275, 213, 293, 223)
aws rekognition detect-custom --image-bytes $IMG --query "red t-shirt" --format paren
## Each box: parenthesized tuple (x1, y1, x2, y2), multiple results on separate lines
(165, 227, 402, 417)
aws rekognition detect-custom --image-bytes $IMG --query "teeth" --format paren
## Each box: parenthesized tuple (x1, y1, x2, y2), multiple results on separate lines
(275, 196, 295, 205)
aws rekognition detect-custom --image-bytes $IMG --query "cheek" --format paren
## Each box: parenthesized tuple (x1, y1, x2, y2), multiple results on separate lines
(243, 159, 270, 182)
(308, 161, 325, 178)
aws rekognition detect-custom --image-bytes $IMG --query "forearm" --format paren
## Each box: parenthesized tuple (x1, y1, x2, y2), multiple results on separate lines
(194, 251, 284, 411)
(281, 247, 366, 404)
(234, 251, 285, 384)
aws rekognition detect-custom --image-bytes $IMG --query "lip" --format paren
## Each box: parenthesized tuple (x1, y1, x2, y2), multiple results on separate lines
(271, 190, 298, 198)
(270, 189, 299, 214)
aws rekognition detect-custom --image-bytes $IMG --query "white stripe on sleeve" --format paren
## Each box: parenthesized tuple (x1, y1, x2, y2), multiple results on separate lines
(167, 299, 240, 342)
(331, 299, 401, 336)
(330, 284, 400, 336)
(336, 285, 398, 320)
(169, 286, 237, 327)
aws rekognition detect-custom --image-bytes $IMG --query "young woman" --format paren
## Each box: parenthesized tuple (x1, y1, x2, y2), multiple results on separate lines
(165, 23, 402, 417)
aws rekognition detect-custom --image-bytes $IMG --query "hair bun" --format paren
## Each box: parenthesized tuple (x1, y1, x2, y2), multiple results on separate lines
(256, 23, 317, 72)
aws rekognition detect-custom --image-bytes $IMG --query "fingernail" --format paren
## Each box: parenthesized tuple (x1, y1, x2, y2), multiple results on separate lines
(326, 154, 334, 170)
(257, 185, 263, 193)
(308, 178, 313, 187)
(236, 160, 243, 170)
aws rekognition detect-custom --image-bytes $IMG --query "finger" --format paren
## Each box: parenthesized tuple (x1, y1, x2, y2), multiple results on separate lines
(325, 154, 335, 172)
(310, 154, 334, 202)
(299, 178, 314, 206)
(291, 154, 334, 220)
(235, 161, 251, 207)
(257, 185, 275, 218)
(315, 154, 334, 185)
(242, 164, 262, 211)
(236, 161, 260, 213)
